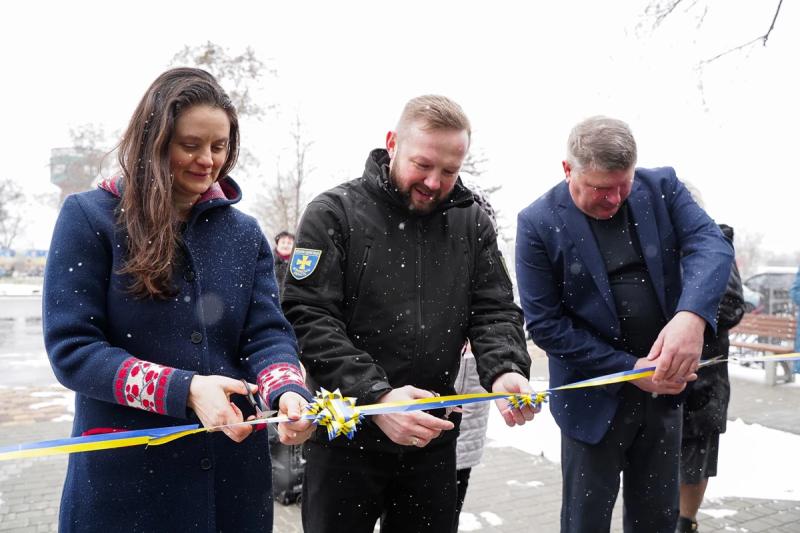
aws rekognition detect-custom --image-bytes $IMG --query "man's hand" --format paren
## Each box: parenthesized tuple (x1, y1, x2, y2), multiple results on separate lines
(631, 357, 689, 395)
(373, 386, 455, 448)
(187, 375, 255, 443)
(491, 372, 539, 427)
(277, 391, 314, 446)
(647, 311, 706, 383)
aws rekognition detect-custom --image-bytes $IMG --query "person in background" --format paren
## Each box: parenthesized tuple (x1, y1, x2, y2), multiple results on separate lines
(282, 94, 536, 533)
(451, 183, 501, 533)
(273, 230, 295, 292)
(43, 67, 312, 532)
(451, 344, 491, 532)
(516, 116, 733, 533)
(678, 184, 747, 533)
(791, 268, 800, 373)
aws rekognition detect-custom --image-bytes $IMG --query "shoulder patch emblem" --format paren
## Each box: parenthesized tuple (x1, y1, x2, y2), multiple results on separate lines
(290, 248, 323, 280)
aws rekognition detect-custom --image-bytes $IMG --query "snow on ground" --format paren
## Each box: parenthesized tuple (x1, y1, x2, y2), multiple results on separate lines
(486, 380, 800, 501)
(0, 283, 42, 296)
(486, 379, 561, 463)
(706, 418, 800, 501)
(699, 508, 738, 519)
(507, 480, 544, 488)
(728, 360, 800, 389)
(456, 513, 483, 531)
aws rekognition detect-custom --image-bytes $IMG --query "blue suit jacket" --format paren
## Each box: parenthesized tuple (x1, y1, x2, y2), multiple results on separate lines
(515, 167, 733, 444)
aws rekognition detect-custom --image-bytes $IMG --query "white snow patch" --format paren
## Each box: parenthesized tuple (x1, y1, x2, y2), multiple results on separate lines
(457, 512, 482, 531)
(28, 390, 74, 414)
(507, 479, 544, 488)
(9, 358, 49, 368)
(486, 379, 561, 463)
(29, 399, 66, 410)
(29, 391, 65, 398)
(706, 418, 800, 501)
(699, 508, 738, 519)
(486, 380, 800, 501)
(0, 351, 43, 359)
(0, 284, 42, 296)
(479, 512, 503, 526)
(728, 362, 800, 389)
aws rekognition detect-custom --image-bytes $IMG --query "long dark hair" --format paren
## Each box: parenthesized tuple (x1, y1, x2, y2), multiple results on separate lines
(116, 67, 239, 298)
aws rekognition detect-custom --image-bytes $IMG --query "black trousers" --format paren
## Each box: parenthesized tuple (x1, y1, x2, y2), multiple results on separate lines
(560, 385, 682, 533)
(302, 439, 457, 533)
(451, 467, 472, 533)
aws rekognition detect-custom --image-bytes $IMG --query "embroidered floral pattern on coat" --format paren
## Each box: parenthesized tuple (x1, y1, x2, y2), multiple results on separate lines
(114, 357, 173, 414)
(258, 363, 305, 406)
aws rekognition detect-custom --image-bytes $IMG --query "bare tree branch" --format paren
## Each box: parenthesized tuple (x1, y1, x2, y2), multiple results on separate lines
(460, 149, 510, 241)
(253, 115, 313, 238)
(647, 0, 686, 29)
(763, 0, 784, 45)
(646, 0, 784, 65)
(171, 42, 275, 120)
(0, 178, 25, 250)
(699, 0, 782, 64)
(643, 0, 784, 111)
(170, 42, 276, 181)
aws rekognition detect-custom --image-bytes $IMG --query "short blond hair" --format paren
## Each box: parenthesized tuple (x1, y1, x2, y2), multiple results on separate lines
(397, 95, 471, 141)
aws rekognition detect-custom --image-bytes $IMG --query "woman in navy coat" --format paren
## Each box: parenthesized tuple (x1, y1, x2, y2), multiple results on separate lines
(43, 68, 313, 532)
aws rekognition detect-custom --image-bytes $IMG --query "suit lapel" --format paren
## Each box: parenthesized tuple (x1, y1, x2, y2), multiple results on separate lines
(627, 179, 668, 317)
(556, 186, 618, 320)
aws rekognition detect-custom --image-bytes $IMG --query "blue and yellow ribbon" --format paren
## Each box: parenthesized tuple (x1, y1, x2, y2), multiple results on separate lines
(0, 424, 204, 461)
(2, 353, 797, 461)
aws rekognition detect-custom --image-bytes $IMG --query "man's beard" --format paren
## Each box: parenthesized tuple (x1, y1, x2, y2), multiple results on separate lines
(389, 164, 439, 214)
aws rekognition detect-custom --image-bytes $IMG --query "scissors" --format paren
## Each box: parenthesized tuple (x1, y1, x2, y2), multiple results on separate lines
(240, 379, 276, 425)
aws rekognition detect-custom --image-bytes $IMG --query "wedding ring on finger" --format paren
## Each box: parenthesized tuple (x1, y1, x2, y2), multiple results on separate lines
(410, 437, 419, 447)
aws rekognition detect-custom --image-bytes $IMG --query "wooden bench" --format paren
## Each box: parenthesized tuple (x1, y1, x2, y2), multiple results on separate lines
(729, 313, 797, 385)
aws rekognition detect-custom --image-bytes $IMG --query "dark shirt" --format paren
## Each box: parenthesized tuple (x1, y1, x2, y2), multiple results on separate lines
(588, 203, 666, 356)
(274, 255, 290, 294)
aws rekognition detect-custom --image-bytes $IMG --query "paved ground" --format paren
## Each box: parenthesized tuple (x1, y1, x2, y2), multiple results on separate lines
(2, 353, 800, 532)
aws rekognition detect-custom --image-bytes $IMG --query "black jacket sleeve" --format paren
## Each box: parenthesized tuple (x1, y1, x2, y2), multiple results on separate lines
(281, 198, 393, 404)
(716, 225, 746, 331)
(468, 209, 532, 392)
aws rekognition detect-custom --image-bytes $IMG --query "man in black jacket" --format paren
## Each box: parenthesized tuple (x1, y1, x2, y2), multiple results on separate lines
(282, 95, 535, 533)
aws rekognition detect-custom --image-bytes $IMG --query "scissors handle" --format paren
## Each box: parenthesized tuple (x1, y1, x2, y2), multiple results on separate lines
(240, 379, 264, 417)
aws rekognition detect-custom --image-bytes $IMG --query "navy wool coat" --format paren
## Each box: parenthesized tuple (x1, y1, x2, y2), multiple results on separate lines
(44, 176, 309, 532)
(516, 167, 733, 444)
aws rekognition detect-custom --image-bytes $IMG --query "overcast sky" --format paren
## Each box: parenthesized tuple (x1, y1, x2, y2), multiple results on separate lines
(2, 0, 796, 261)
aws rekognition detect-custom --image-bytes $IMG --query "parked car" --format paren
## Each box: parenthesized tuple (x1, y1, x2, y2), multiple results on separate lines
(743, 266, 798, 315)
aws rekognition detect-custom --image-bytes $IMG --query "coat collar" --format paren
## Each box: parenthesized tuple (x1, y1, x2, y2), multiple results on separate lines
(555, 175, 668, 320)
(98, 175, 242, 218)
(362, 148, 474, 215)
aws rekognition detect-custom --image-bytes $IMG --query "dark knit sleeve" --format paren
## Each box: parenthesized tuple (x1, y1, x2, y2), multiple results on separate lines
(43, 196, 195, 418)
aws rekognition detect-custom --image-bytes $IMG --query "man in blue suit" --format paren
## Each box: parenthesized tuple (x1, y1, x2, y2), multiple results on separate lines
(515, 116, 733, 533)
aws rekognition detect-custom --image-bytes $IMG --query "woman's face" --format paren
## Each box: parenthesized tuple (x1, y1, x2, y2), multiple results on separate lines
(276, 236, 294, 256)
(169, 105, 231, 203)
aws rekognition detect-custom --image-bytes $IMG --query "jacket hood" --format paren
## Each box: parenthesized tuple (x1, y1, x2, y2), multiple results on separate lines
(362, 148, 475, 215)
(98, 175, 242, 210)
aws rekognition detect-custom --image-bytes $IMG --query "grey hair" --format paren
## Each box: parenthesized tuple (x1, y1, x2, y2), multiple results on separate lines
(566, 116, 637, 172)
